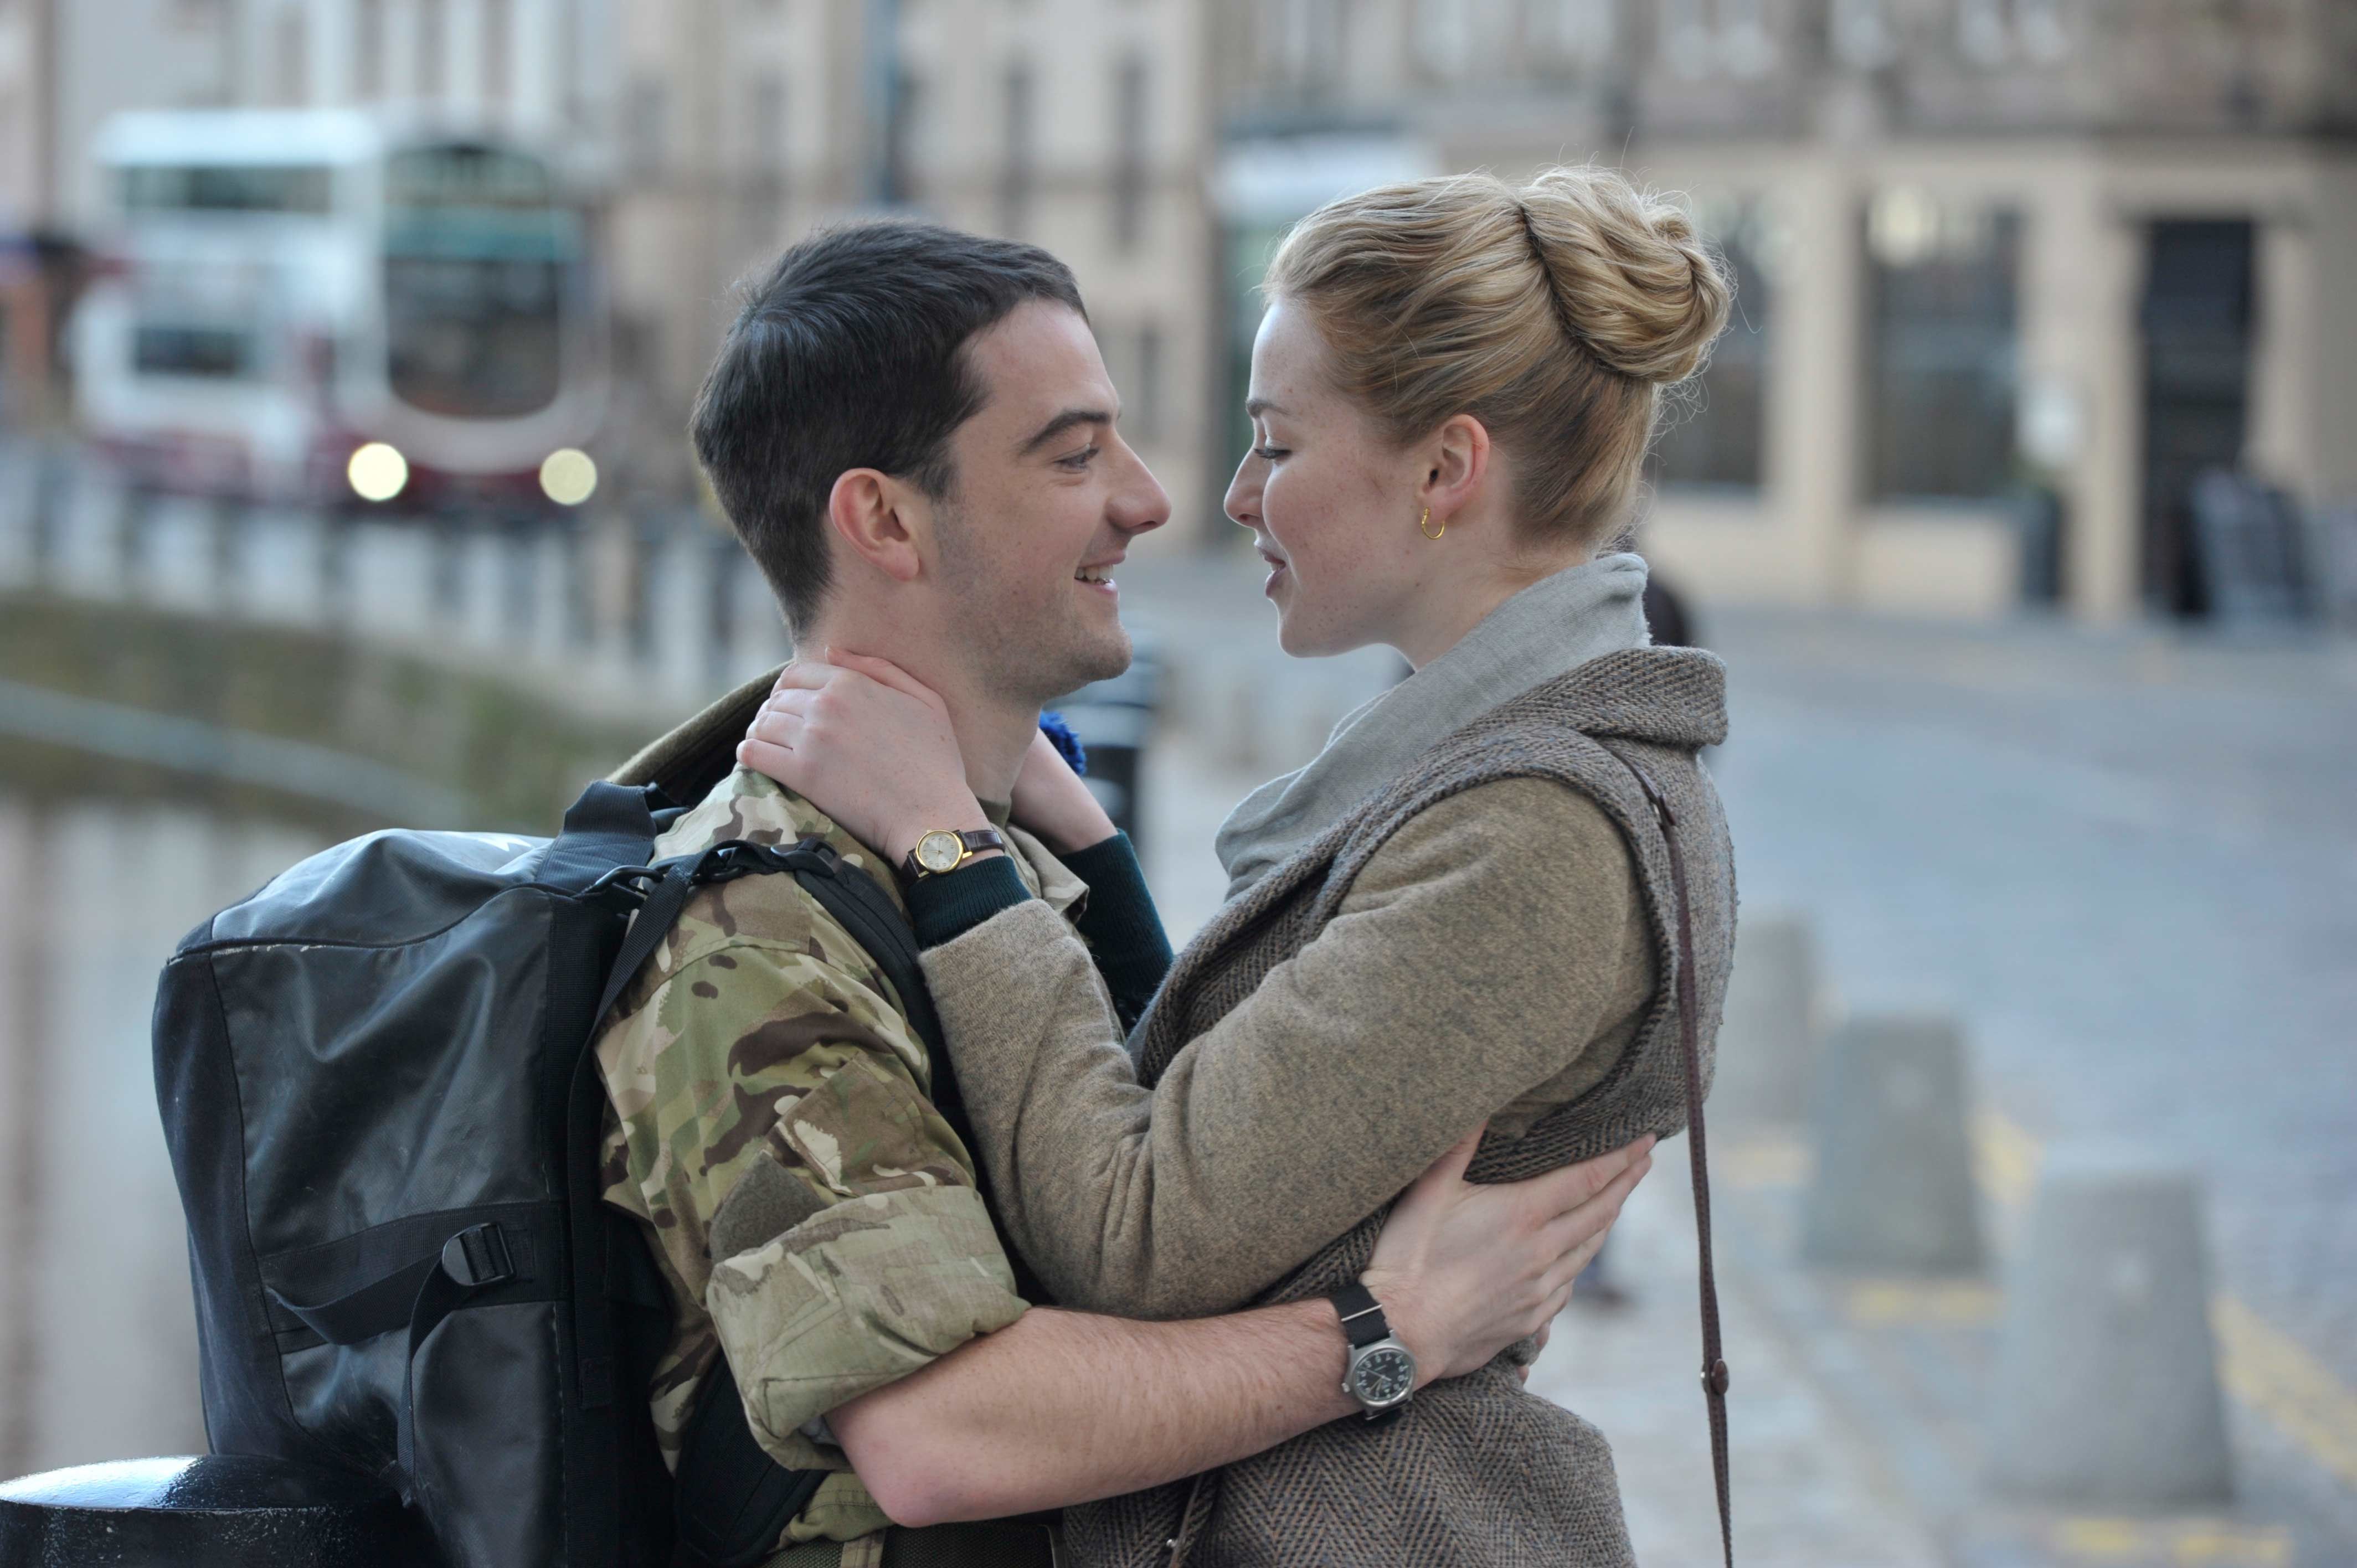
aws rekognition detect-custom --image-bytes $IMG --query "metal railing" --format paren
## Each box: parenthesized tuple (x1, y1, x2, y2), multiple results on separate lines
(0, 442, 792, 723)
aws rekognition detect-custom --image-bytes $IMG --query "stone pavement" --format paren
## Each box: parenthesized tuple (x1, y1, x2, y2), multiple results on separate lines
(1119, 554, 2357, 1565)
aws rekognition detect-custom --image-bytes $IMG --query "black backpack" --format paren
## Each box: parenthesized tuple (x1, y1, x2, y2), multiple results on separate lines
(152, 780, 975, 1568)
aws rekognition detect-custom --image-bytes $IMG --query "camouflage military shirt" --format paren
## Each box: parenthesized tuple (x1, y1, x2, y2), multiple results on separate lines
(595, 766, 1087, 1565)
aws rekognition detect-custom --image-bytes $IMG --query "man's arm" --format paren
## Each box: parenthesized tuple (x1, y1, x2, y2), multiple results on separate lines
(833, 1302, 1352, 1526)
(831, 1130, 1653, 1526)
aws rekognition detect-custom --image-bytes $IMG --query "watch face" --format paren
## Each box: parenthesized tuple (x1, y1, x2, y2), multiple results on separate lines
(1352, 1346, 1415, 1406)
(915, 831, 965, 873)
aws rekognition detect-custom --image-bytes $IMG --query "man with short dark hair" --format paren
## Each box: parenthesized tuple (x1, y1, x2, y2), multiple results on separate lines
(597, 221, 1641, 1567)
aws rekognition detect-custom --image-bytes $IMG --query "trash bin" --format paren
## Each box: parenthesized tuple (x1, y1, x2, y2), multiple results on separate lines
(0, 1454, 426, 1567)
(1053, 646, 1162, 854)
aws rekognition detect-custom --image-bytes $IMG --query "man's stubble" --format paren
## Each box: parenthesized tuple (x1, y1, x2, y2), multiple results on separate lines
(934, 494, 1131, 710)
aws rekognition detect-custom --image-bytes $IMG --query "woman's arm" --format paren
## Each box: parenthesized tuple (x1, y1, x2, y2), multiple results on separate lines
(919, 776, 1654, 1320)
(735, 660, 1650, 1319)
(1005, 725, 1175, 1030)
(1054, 832, 1174, 1031)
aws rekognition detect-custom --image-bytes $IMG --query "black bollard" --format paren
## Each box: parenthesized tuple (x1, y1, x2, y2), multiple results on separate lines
(0, 1454, 429, 1568)
(1056, 647, 1162, 853)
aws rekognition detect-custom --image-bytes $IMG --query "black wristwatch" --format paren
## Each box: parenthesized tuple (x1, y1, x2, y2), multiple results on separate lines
(1329, 1283, 1417, 1422)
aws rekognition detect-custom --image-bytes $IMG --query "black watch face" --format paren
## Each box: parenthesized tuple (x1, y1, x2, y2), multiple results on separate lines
(1352, 1346, 1415, 1405)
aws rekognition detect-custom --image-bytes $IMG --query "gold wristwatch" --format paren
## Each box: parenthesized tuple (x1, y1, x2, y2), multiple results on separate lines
(902, 827, 1006, 880)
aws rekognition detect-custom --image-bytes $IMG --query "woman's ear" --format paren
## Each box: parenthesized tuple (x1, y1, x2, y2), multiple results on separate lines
(1417, 414, 1492, 525)
(825, 469, 929, 584)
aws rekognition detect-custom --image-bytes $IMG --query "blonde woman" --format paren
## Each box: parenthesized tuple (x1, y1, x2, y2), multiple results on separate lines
(744, 167, 1738, 1566)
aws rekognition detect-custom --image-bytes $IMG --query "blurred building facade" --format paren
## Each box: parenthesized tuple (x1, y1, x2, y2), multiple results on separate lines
(600, 0, 1218, 526)
(7, 0, 2355, 620)
(1211, 0, 2357, 621)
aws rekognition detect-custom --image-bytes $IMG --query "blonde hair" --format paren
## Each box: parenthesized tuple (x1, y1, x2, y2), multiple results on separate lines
(1264, 166, 1733, 547)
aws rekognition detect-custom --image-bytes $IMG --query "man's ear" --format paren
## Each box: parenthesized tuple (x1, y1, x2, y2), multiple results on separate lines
(1416, 414, 1492, 524)
(824, 469, 930, 584)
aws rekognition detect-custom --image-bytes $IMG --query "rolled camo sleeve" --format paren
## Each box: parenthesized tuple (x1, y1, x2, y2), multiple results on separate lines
(611, 937, 1027, 1461)
(711, 1183, 1025, 1445)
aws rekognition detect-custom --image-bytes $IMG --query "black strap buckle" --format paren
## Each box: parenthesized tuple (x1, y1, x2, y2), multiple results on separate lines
(586, 862, 669, 908)
(439, 1223, 516, 1288)
(688, 839, 833, 886)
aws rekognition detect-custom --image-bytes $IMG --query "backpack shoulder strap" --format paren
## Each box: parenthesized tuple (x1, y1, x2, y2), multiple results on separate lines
(785, 843, 1049, 1304)
(613, 836, 1015, 1568)
(784, 847, 970, 1137)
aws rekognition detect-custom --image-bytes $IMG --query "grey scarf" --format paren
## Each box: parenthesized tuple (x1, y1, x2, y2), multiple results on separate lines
(1214, 553, 1653, 899)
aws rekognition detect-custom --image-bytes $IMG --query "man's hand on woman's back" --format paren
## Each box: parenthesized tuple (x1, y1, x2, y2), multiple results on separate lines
(1363, 1130, 1656, 1388)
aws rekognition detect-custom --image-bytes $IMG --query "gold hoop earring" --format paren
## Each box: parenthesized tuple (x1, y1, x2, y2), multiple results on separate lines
(1419, 507, 1445, 541)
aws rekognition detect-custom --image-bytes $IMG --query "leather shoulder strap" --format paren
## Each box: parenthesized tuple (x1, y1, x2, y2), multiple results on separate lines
(1617, 756, 1734, 1568)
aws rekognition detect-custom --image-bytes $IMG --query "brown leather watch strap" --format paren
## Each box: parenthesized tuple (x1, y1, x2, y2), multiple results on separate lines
(1620, 756, 1733, 1568)
(902, 827, 1006, 880)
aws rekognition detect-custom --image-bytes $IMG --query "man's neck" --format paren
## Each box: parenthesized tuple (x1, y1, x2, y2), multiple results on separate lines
(801, 615, 1037, 804)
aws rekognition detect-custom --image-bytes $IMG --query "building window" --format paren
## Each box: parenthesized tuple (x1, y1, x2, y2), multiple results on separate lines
(1865, 189, 2021, 501)
(626, 78, 668, 180)
(745, 73, 788, 238)
(1527, 0, 1616, 70)
(879, 66, 920, 206)
(1954, 0, 2073, 67)
(1098, 322, 1164, 445)
(484, 0, 512, 106)
(418, 0, 446, 98)
(749, 74, 788, 180)
(1660, 0, 1713, 78)
(2014, 0, 2072, 64)
(1653, 195, 1774, 492)
(1659, 0, 1774, 80)
(560, 0, 586, 128)
(1414, 0, 1493, 79)
(1274, 0, 1345, 86)
(1112, 58, 1147, 252)
(357, 0, 384, 98)
(1955, 0, 2008, 65)
(1717, 0, 1776, 76)
(1829, 0, 1896, 70)
(999, 61, 1034, 236)
(1133, 324, 1164, 443)
(275, 6, 308, 105)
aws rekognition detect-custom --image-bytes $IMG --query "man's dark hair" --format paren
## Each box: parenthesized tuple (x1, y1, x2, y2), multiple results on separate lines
(691, 220, 1087, 633)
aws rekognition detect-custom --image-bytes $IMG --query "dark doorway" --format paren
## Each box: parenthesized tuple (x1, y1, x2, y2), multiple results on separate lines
(2140, 220, 2255, 616)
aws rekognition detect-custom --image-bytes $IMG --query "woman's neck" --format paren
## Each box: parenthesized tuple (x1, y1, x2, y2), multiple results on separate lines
(1391, 549, 1594, 670)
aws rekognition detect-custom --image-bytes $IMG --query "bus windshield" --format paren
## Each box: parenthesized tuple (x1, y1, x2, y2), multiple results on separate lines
(121, 164, 334, 215)
(383, 144, 574, 419)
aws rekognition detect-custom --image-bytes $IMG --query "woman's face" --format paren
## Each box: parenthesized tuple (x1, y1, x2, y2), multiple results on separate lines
(1225, 298, 1431, 658)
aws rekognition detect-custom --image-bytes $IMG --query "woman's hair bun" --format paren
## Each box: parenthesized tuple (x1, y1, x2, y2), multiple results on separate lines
(1263, 163, 1736, 546)
(1513, 167, 1733, 386)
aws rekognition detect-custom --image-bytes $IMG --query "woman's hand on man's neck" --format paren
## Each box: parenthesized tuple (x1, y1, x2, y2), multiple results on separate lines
(799, 615, 1039, 808)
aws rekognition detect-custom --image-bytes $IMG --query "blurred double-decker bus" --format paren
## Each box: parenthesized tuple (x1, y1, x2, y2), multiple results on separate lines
(72, 109, 607, 510)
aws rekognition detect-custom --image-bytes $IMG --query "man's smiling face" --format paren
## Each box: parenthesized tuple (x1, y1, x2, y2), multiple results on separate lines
(928, 299, 1169, 706)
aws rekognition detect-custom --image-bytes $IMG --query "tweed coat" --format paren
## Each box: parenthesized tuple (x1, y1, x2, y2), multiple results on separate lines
(921, 646, 1737, 1566)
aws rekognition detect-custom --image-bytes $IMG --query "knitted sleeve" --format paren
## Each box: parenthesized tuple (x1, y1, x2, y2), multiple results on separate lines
(916, 777, 1654, 1319)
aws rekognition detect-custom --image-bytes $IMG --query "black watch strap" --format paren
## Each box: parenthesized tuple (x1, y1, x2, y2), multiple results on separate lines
(1330, 1283, 1391, 1350)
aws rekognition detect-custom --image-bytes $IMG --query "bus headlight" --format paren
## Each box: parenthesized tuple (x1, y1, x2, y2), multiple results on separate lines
(348, 442, 409, 502)
(539, 448, 597, 506)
